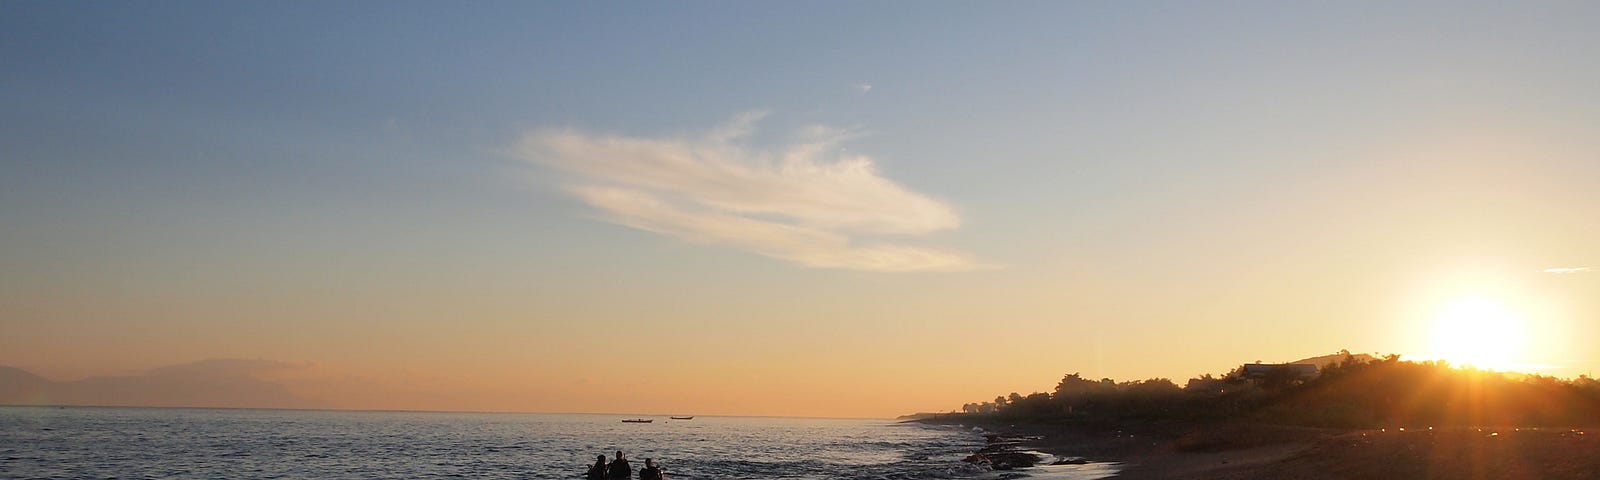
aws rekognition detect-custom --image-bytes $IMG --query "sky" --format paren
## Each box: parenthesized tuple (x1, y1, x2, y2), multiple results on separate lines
(3, 2, 1598, 418)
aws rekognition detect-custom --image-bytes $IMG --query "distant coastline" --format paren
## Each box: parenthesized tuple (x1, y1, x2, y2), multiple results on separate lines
(0, 362, 322, 410)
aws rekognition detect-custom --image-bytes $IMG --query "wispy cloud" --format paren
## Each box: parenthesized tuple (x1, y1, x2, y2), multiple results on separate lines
(853, 83, 873, 93)
(1542, 267, 1590, 274)
(518, 113, 984, 272)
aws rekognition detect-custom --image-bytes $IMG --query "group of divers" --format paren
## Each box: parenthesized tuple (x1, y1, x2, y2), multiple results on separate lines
(586, 450, 666, 480)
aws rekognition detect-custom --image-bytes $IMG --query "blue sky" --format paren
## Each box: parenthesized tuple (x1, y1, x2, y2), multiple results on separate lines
(4, 2, 1599, 416)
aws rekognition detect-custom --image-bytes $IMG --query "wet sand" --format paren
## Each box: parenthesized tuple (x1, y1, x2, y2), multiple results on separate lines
(933, 419, 1600, 479)
(1152, 427, 1600, 480)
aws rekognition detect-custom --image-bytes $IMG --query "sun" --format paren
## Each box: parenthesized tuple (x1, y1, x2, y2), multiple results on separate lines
(1426, 296, 1529, 370)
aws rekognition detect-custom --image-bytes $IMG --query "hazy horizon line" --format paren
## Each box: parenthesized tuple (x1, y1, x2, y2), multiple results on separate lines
(0, 403, 899, 421)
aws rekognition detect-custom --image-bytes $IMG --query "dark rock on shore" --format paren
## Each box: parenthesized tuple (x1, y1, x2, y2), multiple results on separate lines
(961, 433, 1048, 470)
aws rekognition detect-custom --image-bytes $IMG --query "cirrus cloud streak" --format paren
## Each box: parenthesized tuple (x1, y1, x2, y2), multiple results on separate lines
(1542, 267, 1590, 274)
(519, 114, 984, 272)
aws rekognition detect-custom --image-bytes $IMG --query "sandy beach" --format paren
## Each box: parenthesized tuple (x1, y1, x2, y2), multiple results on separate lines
(937, 419, 1600, 479)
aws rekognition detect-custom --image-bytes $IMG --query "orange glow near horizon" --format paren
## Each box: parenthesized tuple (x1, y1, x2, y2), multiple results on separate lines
(1393, 260, 1587, 377)
(1424, 296, 1530, 371)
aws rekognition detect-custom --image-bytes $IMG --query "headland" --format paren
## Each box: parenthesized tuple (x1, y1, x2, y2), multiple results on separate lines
(914, 353, 1600, 479)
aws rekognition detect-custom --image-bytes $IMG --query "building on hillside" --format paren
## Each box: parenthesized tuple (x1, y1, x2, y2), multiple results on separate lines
(1238, 363, 1319, 382)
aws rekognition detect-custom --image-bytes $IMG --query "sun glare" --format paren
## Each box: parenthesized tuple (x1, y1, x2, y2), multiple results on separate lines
(1427, 296, 1529, 371)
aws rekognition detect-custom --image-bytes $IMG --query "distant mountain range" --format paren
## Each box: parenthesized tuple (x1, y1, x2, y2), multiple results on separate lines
(0, 359, 323, 409)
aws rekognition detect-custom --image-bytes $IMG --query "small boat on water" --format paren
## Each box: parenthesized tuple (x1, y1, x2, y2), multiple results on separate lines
(621, 419, 653, 423)
(670, 416, 694, 420)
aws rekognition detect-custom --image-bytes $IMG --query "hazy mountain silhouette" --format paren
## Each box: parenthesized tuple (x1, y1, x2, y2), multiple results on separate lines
(0, 359, 324, 409)
(0, 366, 51, 402)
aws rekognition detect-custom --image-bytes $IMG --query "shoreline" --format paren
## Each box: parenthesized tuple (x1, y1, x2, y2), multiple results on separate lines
(920, 417, 1600, 479)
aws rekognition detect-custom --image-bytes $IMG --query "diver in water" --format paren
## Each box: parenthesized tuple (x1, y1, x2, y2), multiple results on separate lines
(638, 458, 665, 480)
(607, 451, 632, 479)
(585, 454, 608, 479)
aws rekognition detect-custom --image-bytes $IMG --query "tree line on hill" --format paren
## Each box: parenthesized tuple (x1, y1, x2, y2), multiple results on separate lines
(948, 352, 1600, 428)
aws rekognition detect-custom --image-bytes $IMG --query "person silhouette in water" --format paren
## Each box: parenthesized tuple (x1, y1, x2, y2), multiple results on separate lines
(585, 454, 608, 480)
(639, 458, 665, 480)
(607, 450, 632, 479)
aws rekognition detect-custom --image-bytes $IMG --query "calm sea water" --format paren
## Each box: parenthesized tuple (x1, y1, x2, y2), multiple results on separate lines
(0, 406, 1115, 480)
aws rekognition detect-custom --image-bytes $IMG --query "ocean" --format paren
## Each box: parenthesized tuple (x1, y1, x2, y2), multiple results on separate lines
(0, 406, 1116, 479)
